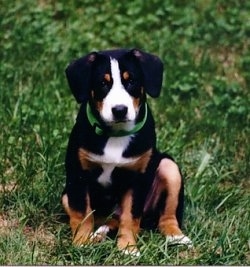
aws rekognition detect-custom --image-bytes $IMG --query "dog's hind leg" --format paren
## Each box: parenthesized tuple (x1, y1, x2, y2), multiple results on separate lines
(157, 158, 192, 247)
(62, 193, 94, 246)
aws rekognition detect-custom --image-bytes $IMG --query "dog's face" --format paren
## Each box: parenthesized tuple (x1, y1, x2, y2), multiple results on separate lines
(65, 49, 163, 130)
(90, 53, 145, 130)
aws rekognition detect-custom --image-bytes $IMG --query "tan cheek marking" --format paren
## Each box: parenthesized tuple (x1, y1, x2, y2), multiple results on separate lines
(90, 91, 103, 112)
(132, 87, 144, 109)
(95, 101, 103, 112)
(78, 148, 99, 170)
(117, 190, 140, 253)
(124, 149, 152, 173)
(62, 194, 94, 245)
(104, 73, 111, 82)
(133, 97, 141, 110)
(123, 71, 129, 80)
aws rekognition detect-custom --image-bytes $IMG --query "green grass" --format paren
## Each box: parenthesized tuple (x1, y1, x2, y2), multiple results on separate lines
(0, 0, 249, 265)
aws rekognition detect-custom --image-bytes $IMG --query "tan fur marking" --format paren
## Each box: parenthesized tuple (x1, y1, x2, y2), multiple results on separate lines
(117, 190, 140, 253)
(124, 149, 152, 173)
(93, 216, 106, 227)
(157, 159, 183, 236)
(78, 148, 99, 170)
(94, 216, 119, 230)
(90, 91, 103, 112)
(104, 73, 111, 82)
(123, 71, 129, 80)
(106, 217, 119, 231)
(96, 101, 103, 112)
(133, 97, 141, 110)
(62, 193, 94, 245)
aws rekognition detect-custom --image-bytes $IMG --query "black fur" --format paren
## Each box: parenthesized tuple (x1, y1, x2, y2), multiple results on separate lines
(65, 49, 163, 103)
(63, 48, 184, 231)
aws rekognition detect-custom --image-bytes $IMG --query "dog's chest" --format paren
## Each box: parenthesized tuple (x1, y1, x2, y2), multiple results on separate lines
(79, 136, 138, 187)
(102, 136, 131, 164)
(97, 137, 132, 186)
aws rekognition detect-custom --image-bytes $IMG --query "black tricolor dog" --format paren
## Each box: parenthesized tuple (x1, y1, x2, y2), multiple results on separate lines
(62, 48, 191, 256)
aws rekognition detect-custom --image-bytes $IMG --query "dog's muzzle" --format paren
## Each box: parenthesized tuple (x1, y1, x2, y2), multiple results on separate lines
(112, 105, 128, 122)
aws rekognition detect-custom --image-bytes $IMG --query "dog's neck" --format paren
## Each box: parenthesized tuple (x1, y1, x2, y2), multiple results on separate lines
(86, 102, 148, 137)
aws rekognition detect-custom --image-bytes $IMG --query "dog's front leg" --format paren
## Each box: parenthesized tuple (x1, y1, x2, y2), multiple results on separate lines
(117, 189, 141, 256)
(62, 192, 94, 246)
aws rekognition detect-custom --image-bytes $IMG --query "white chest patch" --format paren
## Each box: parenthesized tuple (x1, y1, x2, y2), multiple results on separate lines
(87, 136, 138, 187)
(98, 136, 132, 186)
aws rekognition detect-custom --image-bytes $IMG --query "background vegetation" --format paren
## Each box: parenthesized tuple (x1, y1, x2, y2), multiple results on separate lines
(0, 0, 249, 265)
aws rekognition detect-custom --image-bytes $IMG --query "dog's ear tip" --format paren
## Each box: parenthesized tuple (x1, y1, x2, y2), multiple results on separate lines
(147, 86, 162, 98)
(87, 51, 98, 62)
(130, 48, 143, 58)
(150, 92, 161, 98)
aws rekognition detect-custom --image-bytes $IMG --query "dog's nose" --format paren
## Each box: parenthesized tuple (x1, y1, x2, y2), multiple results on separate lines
(112, 105, 128, 120)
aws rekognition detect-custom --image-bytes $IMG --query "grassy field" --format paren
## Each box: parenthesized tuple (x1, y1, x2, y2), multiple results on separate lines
(0, 0, 249, 265)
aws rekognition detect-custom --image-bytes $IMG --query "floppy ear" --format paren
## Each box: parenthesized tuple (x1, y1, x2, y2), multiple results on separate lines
(131, 49, 164, 98)
(65, 52, 98, 103)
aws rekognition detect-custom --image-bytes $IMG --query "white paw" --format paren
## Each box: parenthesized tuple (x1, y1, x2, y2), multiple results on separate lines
(166, 234, 193, 248)
(122, 247, 141, 257)
(90, 225, 110, 242)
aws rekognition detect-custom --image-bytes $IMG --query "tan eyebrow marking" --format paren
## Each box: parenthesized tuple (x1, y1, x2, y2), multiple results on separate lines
(123, 71, 129, 80)
(104, 73, 111, 82)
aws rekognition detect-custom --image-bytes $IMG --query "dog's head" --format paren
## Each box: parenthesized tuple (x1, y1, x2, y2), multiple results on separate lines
(65, 49, 163, 132)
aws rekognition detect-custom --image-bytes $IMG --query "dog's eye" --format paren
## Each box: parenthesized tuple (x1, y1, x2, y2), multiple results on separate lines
(99, 80, 110, 94)
(102, 80, 108, 87)
(91, 79, 111, 100)
(102, 79, 112, 90)
(128, 78, 135, 85)
(127, 80, 142, 98)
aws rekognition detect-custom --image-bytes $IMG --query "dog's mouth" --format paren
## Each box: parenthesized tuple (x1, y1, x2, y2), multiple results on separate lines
(106, 119, 135, 131)
(114, 118, 130, 124)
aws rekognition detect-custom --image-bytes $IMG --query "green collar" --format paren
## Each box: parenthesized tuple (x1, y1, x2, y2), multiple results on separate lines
(86, 102, 148, 137)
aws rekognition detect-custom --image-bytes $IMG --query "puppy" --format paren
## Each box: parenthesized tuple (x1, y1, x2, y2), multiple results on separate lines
(62, 48, 191, 256)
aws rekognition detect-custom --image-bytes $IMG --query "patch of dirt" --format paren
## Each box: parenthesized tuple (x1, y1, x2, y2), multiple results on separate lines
(0, 181, 17, 193)
(24, 224, 56, 247)
(0, 213, 55, 247)
(0, 214, 19, 234)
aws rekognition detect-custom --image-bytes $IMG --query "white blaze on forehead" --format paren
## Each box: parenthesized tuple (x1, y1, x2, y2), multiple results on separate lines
(100, 58, 137, 124)
(110, 58, 123, 88)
